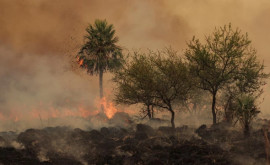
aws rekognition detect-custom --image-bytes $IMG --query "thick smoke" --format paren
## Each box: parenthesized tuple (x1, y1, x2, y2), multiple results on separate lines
(0, 0, 270, 131)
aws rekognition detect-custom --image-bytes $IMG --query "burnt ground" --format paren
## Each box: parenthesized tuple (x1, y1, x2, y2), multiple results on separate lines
(0, 119, 269, 165)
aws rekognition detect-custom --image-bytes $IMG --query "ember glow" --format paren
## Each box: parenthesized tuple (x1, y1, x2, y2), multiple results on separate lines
(0, 96, 118, 122)
(30, 106, 100, 120)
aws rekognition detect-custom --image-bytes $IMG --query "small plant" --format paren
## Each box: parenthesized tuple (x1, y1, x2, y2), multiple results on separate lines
(233, 94, 260, 136)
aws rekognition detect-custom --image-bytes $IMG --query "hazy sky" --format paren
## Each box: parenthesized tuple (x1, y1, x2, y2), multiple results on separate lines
(0, 0, 270, 123)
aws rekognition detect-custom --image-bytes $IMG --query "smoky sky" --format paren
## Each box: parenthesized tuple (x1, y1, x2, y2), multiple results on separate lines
(0, 0, 270, 127)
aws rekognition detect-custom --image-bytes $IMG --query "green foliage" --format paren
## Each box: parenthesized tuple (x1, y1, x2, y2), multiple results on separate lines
(232, 94, 260, 136)
(149, 49, 193, 110)
(186, 24, 255, 93)
(114, 51, 155, 106)
(185, 23, 268, 124)
(113, 51, 156, 118)
(234, 95, 259, 123)
(114, 48, 193, 127)
(77, 19, 123, 75)
(236, 52, 269, 94)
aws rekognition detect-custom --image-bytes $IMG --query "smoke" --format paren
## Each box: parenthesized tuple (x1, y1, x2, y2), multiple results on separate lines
(0, 0, 270, 131)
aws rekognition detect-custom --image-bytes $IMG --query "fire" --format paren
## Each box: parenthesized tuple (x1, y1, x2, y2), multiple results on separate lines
(78, 106, 99, 118)
(79, 59, 83, 66)
(0, 96, 123, 123)
(14, 116, 19, 122)
(6, 103, 100, 122)
(30, 106, 99, 120)
(77, 57, 84, 66)
(100, 97, 117, 119)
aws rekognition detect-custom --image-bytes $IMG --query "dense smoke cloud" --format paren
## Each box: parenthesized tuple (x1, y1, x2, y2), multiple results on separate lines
(0, 0, 192, 54)
(0, 0, 270, 130)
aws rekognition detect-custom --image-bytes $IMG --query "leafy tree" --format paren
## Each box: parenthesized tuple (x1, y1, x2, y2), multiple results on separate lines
(77, 19, 123, 111)
(150, 49, 193, 128)
(114, 49, 193, 128)
(221, 43, 268, 123)
(185, 24, 267, 124)
(113, 52, 156, 119)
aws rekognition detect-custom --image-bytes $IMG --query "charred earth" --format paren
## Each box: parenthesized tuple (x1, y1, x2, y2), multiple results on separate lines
(0, 119, 269, 165)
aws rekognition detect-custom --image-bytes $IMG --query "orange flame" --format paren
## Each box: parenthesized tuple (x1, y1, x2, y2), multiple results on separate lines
(0, 95, 132, 123)
(100, 97, 117, 119)
(28, 103, 100, 121)
(79, 59, 83, 66)
(77, 57, 84, 66)
(14, 116, 19, 122)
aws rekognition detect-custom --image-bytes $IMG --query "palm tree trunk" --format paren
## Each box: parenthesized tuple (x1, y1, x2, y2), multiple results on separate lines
(244, 122, 250, 137)
(99, 69, 104, 112)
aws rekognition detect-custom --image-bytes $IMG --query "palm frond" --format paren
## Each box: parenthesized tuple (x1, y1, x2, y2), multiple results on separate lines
(78, 19, 123, 75)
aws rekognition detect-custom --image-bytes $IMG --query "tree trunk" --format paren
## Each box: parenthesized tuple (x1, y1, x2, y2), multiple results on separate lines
(147, 105, 151, 119)
(193, 103, 197, 115)
(169, 107, 175, 129)
(212, 92, 217, 125)
(224, 97, 233, 124)
(99, 69, 104, 112)
(151, 105, 154, 118)
(244, 122, 250, 137)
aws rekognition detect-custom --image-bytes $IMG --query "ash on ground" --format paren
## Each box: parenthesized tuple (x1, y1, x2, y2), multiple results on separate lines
(0, 113, 269, 165)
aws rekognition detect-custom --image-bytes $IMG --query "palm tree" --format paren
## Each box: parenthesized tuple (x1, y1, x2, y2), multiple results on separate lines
(77, 19, 123, 111)
(233, 94, 260, 136)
